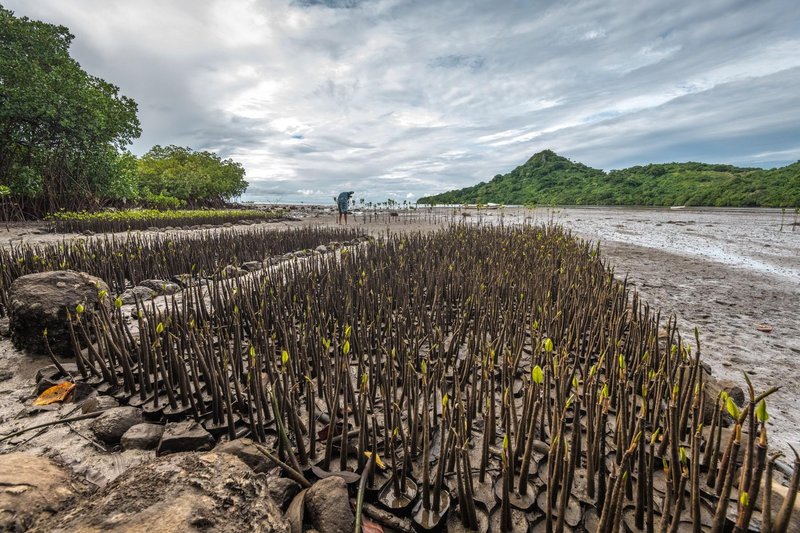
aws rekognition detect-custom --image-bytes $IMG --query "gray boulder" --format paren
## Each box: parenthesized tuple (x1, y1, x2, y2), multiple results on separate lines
(305, 476, 354, 533)
(137, 279, 181, 295)
(268, 477, 301, 510)
(89, 406, 143, 444)
(121, 423, 165, 450)
(241, 261, 263, 272)
(8, 270, 110, 356)
(157, 420, 215, 456)
(218, 265, 248, 279)
(118, 285, 157, 305)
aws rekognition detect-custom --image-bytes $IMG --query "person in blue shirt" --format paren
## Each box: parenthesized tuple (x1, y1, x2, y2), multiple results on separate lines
(335, 191, 354, 225)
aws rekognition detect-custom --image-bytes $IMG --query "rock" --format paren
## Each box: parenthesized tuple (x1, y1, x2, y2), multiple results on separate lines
(146, 226, 160, 231)
(34, 377, 65, 395)
(8, 270, 110, 356)
(32, 452, 289, 533)
(89, 406, 144, 444)
(215, 438, 274, 473)
(118, 285, 157, 304)
(0, 453, 84, 531)
(137, 279, 181, 295)
(81, 395, 119, 414)
(170, 274, 193, 287)
(223, 222, 233, 227)
(218, 265, 248, 278)
(35, 363, 79, 382)
(81, 229, 95, 236)
(157, 420, 215, 456)
(121, 423, 165, 450)
(716, 379, 745, 406)
(69, 382, 95, 403)
(241, 260, 263, 272)
(315, 245, 328, 253)
(305, 476, 354, 533)
(268, 477, 301, 510)
(702, 372, 747, 424)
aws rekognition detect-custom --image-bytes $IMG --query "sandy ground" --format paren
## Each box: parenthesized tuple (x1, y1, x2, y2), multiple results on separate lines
(551, 207, 800, 456)
(1, 205, 798, 471)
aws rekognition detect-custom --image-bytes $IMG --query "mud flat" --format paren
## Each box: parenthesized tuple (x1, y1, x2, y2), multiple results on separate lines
(548, 207, 800, 456)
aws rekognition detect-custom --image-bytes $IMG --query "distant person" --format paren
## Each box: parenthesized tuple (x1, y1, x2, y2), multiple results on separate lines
(336, 191, 354, 225)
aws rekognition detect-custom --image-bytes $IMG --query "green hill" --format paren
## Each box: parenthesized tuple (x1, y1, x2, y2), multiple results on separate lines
(417, 150, 800, 207)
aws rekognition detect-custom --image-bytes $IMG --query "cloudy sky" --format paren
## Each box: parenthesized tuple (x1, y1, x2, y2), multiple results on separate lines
(6, 0, 800, 203)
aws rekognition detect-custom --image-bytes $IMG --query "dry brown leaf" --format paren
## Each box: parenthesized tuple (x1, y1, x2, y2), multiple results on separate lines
(755, 323, 773, 333)
(33, 381, 75, 406)
(362, 518, 384, 533)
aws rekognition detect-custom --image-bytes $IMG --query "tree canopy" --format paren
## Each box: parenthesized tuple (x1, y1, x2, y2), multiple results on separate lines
(0, 5, 141, 214)
(136, 145, 248, 206)
(418, 150, 800, 207)
(0, 7, 250, 216)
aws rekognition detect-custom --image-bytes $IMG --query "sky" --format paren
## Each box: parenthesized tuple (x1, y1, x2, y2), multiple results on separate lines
(6, 0, 800, 204)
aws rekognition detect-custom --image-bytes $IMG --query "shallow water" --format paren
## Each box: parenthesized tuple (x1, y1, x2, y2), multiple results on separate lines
(465, 206, 800, 281)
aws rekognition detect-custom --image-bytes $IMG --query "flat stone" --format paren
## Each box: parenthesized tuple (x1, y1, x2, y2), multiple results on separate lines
(81, 395, 119, 414)
(315, 245, 328, 253)
(121, 423, 165, 450)
(89, 406, 143, 444)
(35, 363, 79, 382)
(157, 420, 215, 456)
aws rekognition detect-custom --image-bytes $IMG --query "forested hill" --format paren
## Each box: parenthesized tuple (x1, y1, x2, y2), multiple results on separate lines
(417, 150, 800, 207)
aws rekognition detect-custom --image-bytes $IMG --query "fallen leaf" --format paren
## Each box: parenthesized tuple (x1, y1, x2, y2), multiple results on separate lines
(362, 518, 384, 533)
(755, 323, 773, 333)
(33, 381, 75, 406)
(364, 451, 387, 470)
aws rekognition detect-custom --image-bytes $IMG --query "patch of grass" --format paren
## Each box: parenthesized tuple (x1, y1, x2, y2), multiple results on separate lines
(45, 208, 284, 233)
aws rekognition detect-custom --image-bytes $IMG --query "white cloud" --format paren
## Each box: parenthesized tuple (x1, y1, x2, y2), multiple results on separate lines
(6, 0, 800, 202)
